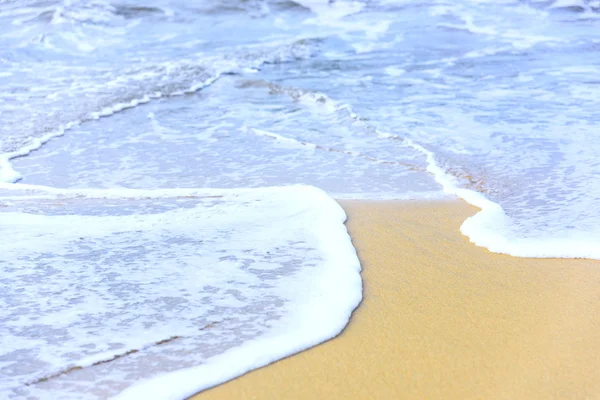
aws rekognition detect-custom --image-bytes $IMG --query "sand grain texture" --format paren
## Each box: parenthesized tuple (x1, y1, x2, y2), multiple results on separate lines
(193, 201, 600, 400)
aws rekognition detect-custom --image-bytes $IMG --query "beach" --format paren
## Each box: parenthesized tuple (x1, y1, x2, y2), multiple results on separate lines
(3, 1, 600, 398)
(193, 199, 600, 400)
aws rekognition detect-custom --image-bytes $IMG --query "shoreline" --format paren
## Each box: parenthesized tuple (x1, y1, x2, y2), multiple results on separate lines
(192, 199, 600, 399)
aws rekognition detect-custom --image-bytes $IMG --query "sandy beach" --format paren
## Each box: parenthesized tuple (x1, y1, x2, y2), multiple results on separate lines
(192, 200, 600, 400)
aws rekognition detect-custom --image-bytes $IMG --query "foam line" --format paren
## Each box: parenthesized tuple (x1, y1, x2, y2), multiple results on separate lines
(0, 76, 220, 184)
(0, 37, 318, 184)
(112, 191, 360, 400)
(401, 137, 600, 259)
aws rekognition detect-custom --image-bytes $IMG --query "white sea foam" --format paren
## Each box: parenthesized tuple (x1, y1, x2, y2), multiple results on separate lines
(0, 184, 362, 399)
(395, 135, 600, 259)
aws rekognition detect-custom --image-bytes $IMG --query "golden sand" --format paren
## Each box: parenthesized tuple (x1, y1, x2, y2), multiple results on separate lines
(192, 200, 600, 400)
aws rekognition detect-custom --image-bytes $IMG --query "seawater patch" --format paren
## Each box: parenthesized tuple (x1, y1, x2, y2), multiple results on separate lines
(0, 184, 362, 399)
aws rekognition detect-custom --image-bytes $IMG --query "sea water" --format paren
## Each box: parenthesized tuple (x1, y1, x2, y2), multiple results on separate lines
(0, 185, 361, 399)
(1, 0, 599, 398)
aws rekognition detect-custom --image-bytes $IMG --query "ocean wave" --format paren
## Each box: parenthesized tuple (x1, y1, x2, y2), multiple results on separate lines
(0, 38, 322, 183)
(0, 185, 361, 399)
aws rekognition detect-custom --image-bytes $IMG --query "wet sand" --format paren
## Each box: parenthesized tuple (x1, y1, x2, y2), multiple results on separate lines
(192, 200, 600, 400)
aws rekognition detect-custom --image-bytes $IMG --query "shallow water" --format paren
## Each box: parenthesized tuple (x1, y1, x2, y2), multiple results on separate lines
(0, 185, 361, 399)
(1, 0, 600, 397)
(2, 0, 599, 241)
